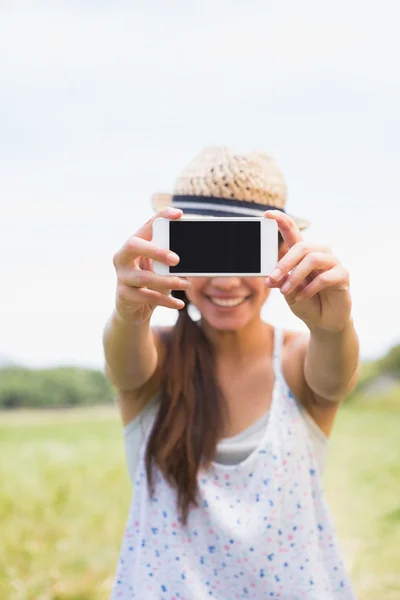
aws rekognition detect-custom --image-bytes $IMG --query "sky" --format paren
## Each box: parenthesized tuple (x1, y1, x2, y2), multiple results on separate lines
(1, 0, 399, 369)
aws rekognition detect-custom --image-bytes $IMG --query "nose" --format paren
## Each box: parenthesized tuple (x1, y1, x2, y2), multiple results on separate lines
(210, 277, 242, 290)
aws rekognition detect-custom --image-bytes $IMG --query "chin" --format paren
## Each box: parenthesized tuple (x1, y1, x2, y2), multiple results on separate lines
(200, 304, 255, 332)
(206, 317, 248, 332)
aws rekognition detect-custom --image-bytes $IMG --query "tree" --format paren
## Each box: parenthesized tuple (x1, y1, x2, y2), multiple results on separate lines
(0, 366, 115, 409)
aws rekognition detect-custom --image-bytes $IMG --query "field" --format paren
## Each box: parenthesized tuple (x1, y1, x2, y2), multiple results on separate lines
(0, 405, 399, 600)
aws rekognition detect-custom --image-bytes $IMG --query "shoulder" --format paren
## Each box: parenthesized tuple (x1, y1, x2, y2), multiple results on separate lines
(116, 325, 172, 426)
(137, 324, 173, 396)
(152, 325, 174, 360)
(281, 328, 339, 437)
(283, 328, 309, 353)
(152, 324, 172, 343)
(281, 328, 310, 402)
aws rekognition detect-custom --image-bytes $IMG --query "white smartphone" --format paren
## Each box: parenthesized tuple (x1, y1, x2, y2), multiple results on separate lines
(152, 217, 278, 277)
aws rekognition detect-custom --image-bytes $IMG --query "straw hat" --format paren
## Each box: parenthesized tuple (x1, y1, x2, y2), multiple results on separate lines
(151, 146, 309, 230)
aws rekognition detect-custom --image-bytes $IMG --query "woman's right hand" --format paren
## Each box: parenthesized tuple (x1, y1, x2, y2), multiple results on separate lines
(112, 207, 190, 325)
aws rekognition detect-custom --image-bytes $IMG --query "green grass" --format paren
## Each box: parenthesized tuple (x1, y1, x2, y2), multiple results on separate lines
(1, 405, 399, 599)
(0, 408, 130, 600)
(324, 406, 400, 599)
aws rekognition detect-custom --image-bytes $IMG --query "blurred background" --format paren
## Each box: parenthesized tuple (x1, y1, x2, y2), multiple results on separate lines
(1, 1, 399, 599)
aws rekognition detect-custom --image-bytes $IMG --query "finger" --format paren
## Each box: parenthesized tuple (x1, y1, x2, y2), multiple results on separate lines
(278, 253, 337, 296)
(266, 243, 331, 283)
(139, 256, 152, 271)
(116, 236, 180, 268)
(265, 210, 302, 250)
(135, 207, 183, 242)
(118, 284, 185, 310)
(139, 287, 186, 310)
(294, 266, 349, 302)
(120, 270, 190, 294)
(265, 273, 289, 289)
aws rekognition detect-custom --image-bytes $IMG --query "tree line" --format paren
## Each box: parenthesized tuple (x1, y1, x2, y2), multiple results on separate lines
(0, 342, 399, 409)
(0, 366, 115, 409)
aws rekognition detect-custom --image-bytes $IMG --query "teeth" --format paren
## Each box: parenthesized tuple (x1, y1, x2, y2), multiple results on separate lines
(210, 297, 246, 308)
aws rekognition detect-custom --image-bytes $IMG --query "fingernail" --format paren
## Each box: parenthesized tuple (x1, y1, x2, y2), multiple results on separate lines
(270, 268, 282, 280)
(280, 281, 291, 294)
(176, 300, 185, 309)
(167, 252, 179, 264)
(170, 208, 181, 215)
(180, 279, 190, 288)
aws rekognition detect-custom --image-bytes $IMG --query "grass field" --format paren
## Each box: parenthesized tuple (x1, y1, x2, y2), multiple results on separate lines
(0, 405, 399, 600)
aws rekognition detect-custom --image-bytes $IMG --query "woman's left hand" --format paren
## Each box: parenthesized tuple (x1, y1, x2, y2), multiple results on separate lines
(264, 210, 352, 332)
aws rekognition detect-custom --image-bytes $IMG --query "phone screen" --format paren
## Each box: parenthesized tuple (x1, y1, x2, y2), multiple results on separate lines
(169, 220, 261, 273)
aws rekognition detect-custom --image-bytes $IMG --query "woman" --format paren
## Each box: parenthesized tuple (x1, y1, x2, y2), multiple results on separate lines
(104, 147, 359, 599)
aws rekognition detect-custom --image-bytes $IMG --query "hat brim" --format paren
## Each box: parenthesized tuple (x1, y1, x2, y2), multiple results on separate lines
(151, 193, 310, 231)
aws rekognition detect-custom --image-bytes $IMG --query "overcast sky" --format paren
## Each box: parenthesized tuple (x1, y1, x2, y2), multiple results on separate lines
(1, 0, 399, 368)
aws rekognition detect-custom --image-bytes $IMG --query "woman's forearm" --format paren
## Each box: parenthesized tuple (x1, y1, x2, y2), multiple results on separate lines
(304, 318, 359, 402)
(103, 310, 158, 391)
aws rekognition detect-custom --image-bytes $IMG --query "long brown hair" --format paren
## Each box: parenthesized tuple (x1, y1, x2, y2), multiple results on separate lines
(145, 290, 226, 525)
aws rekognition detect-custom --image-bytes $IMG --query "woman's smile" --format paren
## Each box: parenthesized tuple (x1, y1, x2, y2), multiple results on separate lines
(206, 295, 251, 309)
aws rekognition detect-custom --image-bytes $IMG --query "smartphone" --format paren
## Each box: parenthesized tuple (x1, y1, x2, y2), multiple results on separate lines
(152, 217, 278, 277)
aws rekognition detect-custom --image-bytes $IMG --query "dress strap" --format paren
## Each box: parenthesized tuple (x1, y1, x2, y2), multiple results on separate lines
(272, 327, 284, 378)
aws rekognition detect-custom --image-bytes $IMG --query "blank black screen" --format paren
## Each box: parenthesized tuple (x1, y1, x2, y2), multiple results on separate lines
(169, 220, 260, 273)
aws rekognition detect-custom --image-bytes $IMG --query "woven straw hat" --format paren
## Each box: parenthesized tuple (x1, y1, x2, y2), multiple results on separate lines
(151, 146, 309, 230)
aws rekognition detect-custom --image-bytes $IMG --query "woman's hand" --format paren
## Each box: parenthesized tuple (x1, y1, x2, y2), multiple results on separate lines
(264, 210, 352, 332)
(112, 207, 190, 325)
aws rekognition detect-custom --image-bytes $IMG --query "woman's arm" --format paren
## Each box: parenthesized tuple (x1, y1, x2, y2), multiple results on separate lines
(103, 311, 158, 391)
(305, 318, 359, 403)
(103, 315, 164, 427)
(103, 207, 188, 422)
